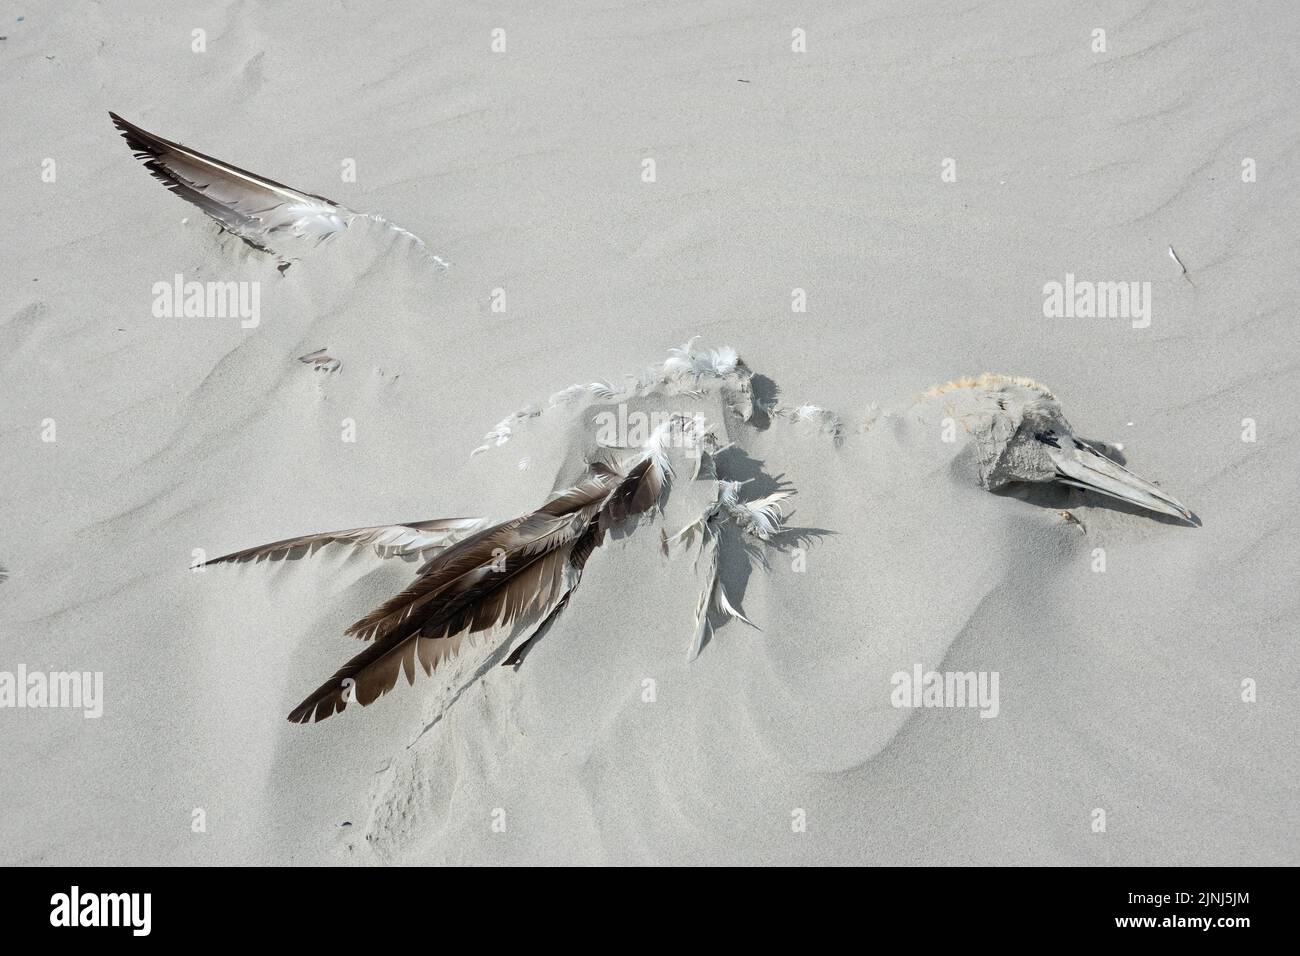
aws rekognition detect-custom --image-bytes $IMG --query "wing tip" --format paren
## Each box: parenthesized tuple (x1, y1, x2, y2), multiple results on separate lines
(107, 110, 141, 139)
(287, 695, 341, 724)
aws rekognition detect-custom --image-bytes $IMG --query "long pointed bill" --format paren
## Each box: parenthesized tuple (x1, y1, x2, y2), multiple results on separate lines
(1051, 443, 1199, 525)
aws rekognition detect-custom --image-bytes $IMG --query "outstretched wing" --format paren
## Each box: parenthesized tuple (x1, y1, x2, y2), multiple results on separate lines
(109, 111, 351, 256)
(286, 447, 673, 724)
(287, 513, 589, 723)
(203, 517, 487, 565)
(283, 444, 670, 723)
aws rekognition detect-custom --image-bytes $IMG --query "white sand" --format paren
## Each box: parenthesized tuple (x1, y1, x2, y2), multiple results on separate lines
(1, 0, 1297, 865)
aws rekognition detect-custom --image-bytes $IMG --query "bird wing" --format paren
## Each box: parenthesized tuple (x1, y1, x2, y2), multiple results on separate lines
(109, 111, 350, 256)
(288, 514, 587, 723)
(344, 509, 593, 644)
(203, 517, 487, 565)
(287, 452, 671, 723)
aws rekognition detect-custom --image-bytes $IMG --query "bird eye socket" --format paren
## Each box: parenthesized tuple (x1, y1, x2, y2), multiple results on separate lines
(1033, 430, 1061, 448)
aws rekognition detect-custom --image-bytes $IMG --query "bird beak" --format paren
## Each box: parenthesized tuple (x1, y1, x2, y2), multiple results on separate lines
(1051, 442, 1199, 525)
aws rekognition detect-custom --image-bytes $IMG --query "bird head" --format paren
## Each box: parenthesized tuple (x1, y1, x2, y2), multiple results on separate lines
(932, 375, 1199, 525)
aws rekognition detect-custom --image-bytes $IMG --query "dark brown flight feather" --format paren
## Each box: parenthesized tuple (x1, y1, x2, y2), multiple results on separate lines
(285, 448, 670, 724)
(501, 519, 604, 668)
(597, 455, 664, 528)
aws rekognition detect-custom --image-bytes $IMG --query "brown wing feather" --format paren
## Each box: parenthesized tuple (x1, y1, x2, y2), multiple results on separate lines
(598, 455, 666, 527)
(537, 471, 623, 516)
(287, 543, 576, 723)
(500, 516, 608, 667)
(346, 509, 587, 643)
(349, 468, 625, 644)
(204, 517, 484, 565)
(286, 457, 664, 723)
